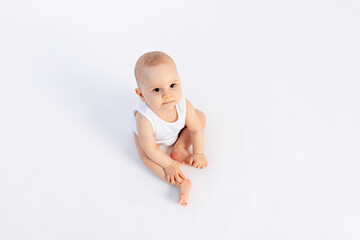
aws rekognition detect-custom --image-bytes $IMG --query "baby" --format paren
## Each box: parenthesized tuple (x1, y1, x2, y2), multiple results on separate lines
(132, 51, 207, 207)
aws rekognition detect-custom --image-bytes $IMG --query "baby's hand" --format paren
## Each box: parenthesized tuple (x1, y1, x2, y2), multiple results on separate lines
(189, 154, 208, 169)
(164, 161, 185, 185)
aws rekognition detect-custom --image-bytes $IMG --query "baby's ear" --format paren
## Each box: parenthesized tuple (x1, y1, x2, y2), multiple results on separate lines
(135, 88, 145, 102)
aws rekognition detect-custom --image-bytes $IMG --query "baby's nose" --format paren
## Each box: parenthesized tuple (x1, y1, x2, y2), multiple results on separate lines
(162, 90, 172, 98)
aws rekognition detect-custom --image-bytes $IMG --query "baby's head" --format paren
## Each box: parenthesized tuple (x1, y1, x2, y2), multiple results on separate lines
(134, 51, 182, 111)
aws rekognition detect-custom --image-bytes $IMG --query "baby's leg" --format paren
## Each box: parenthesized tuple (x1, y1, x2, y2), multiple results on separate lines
(133, 133, 192, 206)
(171, 109, 206, 164)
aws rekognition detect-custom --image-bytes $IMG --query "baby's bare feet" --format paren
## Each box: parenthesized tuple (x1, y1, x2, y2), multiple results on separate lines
(177, 179, 192, 207)
(170, 147, 192, 165)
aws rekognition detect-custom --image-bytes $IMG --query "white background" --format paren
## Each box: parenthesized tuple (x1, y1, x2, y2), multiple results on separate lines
(1, 0, 359, 239)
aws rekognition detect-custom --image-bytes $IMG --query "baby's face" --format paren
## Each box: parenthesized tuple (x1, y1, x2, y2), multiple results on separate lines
(136, 62, 182, 112)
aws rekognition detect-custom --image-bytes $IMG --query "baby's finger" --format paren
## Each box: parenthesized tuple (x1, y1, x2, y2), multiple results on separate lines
(167, 175, 171, 183)
(189, 156, 194, 165)
(177, 175, 184, 183)
(179, 172, 185, 180)
(171, 175, 175, 185)
(175, 174, 183, 184)
(178, 170, 185, 179)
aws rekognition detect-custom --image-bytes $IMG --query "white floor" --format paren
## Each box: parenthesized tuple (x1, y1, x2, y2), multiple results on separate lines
(1, 1, 359, 239)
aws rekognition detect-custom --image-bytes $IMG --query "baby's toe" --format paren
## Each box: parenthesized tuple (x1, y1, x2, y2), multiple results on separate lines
(179, 199, 187, 207)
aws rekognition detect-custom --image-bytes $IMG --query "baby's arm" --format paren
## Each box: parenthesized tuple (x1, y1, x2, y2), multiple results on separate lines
(135, 113, 185, 184)
(185, 99, 208, 169)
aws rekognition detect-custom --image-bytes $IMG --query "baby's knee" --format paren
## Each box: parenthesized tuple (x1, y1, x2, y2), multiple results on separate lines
(195, 109, 206, 128)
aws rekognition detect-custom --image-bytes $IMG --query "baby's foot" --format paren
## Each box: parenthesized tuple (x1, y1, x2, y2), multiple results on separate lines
(177, 179, 192, 207)
(170, 147, 192, 165)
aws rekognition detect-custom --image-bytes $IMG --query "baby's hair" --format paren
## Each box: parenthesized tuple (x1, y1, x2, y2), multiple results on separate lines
(134, 51, 176, 86)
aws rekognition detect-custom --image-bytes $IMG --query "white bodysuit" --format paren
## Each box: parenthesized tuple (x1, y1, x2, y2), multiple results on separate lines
(132, 97, 187, 146)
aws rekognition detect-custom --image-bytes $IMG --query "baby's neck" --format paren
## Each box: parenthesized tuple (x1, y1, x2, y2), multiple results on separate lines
(153, 106, 178, 123)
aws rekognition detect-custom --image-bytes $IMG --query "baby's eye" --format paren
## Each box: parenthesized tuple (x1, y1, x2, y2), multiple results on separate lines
(170, 83, 176, 88)
(153, 88, 160, 93)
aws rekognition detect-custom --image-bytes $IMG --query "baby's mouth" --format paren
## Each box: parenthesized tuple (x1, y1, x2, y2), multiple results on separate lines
(163, 101, 175, 104)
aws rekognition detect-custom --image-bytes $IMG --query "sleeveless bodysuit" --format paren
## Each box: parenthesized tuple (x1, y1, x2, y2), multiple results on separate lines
(132, 97, 187, 146)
